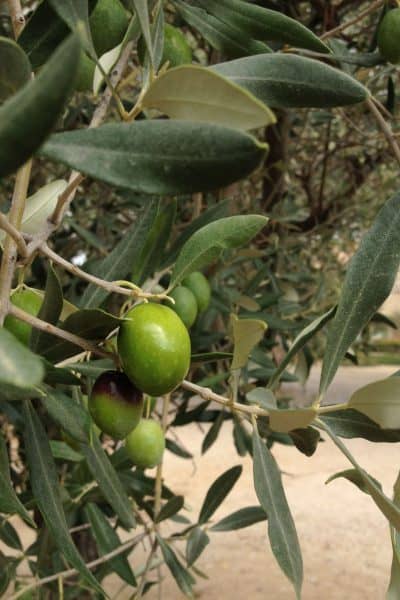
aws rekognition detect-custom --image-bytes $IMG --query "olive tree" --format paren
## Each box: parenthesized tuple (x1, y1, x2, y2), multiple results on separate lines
(0, 0, 400, 598)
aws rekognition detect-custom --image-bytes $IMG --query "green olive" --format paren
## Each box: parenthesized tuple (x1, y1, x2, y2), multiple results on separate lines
(124, 419, 165, 469)
(89, 370, 143, 439)
(90, 0, 129, 57)
(167, 286, 198, 328)
(182, 272, 211, 313)
(117, 303, 191, 396)
(4, 287, 43, 346)
(378, 8, 400, 64)
(138, 23, 192, 68)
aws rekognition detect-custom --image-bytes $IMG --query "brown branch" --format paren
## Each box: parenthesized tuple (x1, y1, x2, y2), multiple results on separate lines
(320, 0, 384, 40)
(0, 214, 28, 258)
(39, 243, 170, 301)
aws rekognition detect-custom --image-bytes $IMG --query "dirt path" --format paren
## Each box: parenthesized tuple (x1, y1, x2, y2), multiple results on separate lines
(104, 365, 398, 600)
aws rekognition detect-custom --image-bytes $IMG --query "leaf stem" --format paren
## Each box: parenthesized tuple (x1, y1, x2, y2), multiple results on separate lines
(366, 96, 400, 168)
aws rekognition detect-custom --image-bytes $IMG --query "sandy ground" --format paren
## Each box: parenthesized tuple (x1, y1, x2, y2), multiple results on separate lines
(3, 365, 399, 599)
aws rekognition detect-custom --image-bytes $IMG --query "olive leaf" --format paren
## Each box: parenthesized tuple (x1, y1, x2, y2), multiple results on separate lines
(175, 0, 271, 58)
(320, 190, 400, 394)
(197, 0, 330, 54)
(347, 377, 400, 429)
(142, 65, 276, 130)
(230, 314, 267, 370)
(212, 53, 368, 108)
(170, 215, 268, 287)
(40, 120, 267, 195)
(0, 34, 80, 178)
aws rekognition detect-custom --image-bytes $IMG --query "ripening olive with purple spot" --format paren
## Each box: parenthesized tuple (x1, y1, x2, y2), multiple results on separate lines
(89, 370, 144, 439)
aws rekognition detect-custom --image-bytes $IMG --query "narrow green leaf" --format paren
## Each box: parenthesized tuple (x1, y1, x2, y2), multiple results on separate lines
(318, 419, 400, 532)
(186, 527, 210, 566)
(170, 215, 268, 287)
(0, 329, 44, 392)
(230, 313, 267, 370)
(42, 390, 135, 529)
(198, 0, 330, 54)
(165, 438, 193, 459)
(131, 198, 176, 285)
(0, 37, 31, 103)
(0, 34, 80, 178)
(156, 495, 184, 523)
(85, 503, 137, 586)
(50, 440, 83, 462)
(0, 520, 22, 550)
(30, 264, 63, 353)
(0, 433, 35, 527)
(48, 0, 93, 52)
(202, 410, 224, 454)
(211, 506, 267, 532)
(133, 0, 153, 67)
(41, 389, 90, 444)
(268, 307, 336, 389)
(252, 427, 303, 597)
(326, 468, 382, 495)
(212, 53, 368, 109)
(22, 400, 103, 595)
(81, 435, 136, 529)
(175, 0, 271, 58)
(320, 191, 400, 394)
(198, 465, 242, 524)
(163, 199, 230, 267)
(320, 409, 400, 443)
(348, 377, 400, 429)
(246, 388, 277, 410)
(81, 201, 159, 308)
(142, 65, 276, 130)
(157, 534, 194, 597)
(40, 120, 267, 195)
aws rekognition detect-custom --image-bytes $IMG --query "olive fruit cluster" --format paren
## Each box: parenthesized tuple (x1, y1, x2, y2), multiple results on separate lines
(378, 8, 400, 64)
(88, 301, 192, 468)
(168, 271, 211, 329)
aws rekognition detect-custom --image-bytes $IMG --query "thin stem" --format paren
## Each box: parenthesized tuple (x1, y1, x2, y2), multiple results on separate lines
(9, 533, 146, 600)
(0, 160, 32, 325)
(39, 243, 170, 301)
(320, 0, 384, 40)
(181, 379, 268, 417)
(25, 41, 134, 258)
(7, 304, 114, 359)
(367, 96, 400, 168)
(0, 214, 28, 257)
